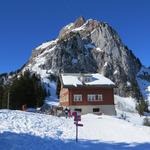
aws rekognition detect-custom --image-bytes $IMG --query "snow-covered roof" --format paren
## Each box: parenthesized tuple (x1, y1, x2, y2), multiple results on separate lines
(61, 73, 115, 87)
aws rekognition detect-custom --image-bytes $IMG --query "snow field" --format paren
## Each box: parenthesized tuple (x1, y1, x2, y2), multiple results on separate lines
(0, 110, 150, 143)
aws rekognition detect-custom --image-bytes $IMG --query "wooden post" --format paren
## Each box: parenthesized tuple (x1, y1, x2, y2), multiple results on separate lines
(76, 121, 78, 142)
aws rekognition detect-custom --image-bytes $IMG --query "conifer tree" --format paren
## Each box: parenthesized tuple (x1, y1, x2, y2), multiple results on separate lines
(8, 71, 47, 109)
(136, 100, 149, 116)
(0, 85, 3, 108)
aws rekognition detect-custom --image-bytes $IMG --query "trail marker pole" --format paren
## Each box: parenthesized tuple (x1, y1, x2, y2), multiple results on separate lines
(72, 111, 83, 142)
(76, 123, 78, 142)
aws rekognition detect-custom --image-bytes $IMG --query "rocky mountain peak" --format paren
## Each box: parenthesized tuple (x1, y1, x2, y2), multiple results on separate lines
(16, 17, 147, 100)
(59, 16, 100, 38)
(74, 16, 86, 28)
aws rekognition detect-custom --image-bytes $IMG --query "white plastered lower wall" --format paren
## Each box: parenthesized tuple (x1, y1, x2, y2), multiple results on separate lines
(63, 105, 116, 115)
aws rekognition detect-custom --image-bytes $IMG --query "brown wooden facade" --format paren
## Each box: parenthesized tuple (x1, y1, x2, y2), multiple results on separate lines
(60, 86, 114, 107)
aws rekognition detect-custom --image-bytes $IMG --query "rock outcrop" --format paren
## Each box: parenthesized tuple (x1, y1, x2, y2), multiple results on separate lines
(2, 17, 146, 100)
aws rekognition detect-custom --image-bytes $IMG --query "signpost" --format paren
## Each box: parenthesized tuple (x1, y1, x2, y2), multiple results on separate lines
(75, 123, 83, 127)
(72, 111, 83, 142)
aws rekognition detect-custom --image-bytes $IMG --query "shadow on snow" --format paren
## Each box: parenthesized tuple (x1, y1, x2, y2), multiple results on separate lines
(0, 132, 150, 150)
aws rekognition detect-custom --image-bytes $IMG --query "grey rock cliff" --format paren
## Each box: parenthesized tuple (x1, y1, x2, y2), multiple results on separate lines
(21, 17, 144, 99)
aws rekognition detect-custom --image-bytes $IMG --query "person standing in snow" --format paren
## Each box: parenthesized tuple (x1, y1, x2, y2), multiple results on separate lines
(68, 109, 71, 118)
(64, 107, 68, 118)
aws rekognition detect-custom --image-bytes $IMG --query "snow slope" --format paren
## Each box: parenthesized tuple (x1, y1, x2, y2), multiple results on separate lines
(0, 110, 150, 150)
(114, 95, 147, 125)
(115, 95, 137, 113)
(23, 39, 59, 105)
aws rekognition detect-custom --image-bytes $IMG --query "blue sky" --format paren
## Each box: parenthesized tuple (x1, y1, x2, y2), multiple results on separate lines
(0, 0, 149, 73)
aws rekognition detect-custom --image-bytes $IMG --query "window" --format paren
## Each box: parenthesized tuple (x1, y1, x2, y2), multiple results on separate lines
(93, 108, 100, 112)
(73, 94, 82, 101)
(87, 94, 103, 101)
(74, 108, 82, 112)
(88, 94, 96, 101)
(97, 94, 103, 101)
(78, 75, 92, 83)
(84, 77, 91, 82)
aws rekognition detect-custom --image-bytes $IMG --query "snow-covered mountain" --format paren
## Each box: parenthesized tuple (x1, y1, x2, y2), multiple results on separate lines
(23, 17, 144, 100)
(1, 16, 150, 103)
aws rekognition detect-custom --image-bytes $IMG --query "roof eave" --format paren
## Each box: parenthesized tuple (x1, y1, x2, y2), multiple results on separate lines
(62, 84, 115, 88)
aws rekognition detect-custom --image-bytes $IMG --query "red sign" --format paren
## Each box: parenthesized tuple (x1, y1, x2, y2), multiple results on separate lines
(74, 116, 81, 121)
(74, 118, 81, 121)
(77, 115, 81, 120)
(72, 112, 77, 117)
